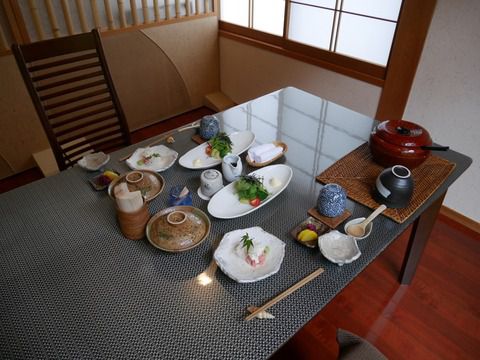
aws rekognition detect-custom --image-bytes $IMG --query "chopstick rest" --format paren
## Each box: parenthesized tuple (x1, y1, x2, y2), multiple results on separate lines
(245, 267, 324, 321)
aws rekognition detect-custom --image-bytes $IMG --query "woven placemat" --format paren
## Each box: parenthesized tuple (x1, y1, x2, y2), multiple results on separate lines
(316, 143, 456, 223)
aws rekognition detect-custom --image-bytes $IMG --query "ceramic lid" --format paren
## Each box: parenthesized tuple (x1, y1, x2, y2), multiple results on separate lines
(374, 120, 432, 148)
(146, 206, 211, 252)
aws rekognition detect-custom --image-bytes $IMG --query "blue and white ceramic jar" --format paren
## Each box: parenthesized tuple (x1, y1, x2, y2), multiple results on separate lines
(199, 115, 220, 140)
(317, 183, 347, 218)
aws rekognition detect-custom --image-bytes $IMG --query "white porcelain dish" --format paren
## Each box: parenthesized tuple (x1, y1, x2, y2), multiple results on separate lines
(318, 230, 361, 266)
(178, 130, 255, 169)
(344, 217, 373, 239)
(214, 227, 286, 283)
(77, 152, 110, 171)
(126, 145, 178, 172)
(207, 164, 293, 219)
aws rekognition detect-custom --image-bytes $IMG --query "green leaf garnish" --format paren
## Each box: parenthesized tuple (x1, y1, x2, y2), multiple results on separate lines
(241, 233, 254, 252)
(208, 132, 233, 158)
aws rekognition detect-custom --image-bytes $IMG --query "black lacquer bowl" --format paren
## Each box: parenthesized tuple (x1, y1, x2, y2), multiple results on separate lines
(373, 165, 414, 208)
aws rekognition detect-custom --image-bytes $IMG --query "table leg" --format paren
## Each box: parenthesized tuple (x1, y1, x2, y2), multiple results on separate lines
(399, 192, 446, 284)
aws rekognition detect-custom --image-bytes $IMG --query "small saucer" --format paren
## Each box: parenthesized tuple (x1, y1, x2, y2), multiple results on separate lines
(197, 187, 211, 201)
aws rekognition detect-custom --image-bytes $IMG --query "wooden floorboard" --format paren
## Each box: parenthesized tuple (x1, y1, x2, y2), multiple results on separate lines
(1, 108, 479, 359)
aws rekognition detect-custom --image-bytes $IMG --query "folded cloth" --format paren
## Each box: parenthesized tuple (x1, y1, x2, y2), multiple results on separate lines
(248, 143, 282, 163)
(114, 182, 143, 213)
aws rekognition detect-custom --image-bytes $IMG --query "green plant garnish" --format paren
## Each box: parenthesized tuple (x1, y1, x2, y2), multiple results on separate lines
(208, 132, 233, 158)
(137, 153, 160, 166)
(241, 233, 254, 252)
(234, 175, 269, 202)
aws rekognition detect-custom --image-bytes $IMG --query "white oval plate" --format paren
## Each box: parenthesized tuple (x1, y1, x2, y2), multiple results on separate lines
(207, 164, 293, 219)
(126, 145, 178, 172)
(178, 130, 255, 170)
(214, 227, 286, 283)
(318, 230, 361, 266)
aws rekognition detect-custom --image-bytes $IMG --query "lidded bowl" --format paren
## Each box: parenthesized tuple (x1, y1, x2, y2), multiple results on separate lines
(369, 119, 432, 169)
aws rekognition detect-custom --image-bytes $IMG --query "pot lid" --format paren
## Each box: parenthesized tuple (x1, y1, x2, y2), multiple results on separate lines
(373, 120, 432, 148)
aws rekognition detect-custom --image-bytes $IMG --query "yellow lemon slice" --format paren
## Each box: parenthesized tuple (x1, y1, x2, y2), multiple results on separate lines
(103, 170, 119, 181)
(297, 229, 318, 242)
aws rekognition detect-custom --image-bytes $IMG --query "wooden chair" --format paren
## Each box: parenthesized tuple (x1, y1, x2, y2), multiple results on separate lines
(12, 29, 131, 171)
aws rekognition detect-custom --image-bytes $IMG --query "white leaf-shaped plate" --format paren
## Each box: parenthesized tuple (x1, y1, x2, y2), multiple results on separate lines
(207, 164, 293, 219)
(126, 145, 178, 172)
(214, 227, 286, 283)
(318, 230, 361, 266)
(77, 152, 110, 171)
(178, 130, 255, 169)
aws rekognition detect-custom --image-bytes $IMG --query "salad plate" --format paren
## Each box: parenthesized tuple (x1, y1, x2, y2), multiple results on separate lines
(207, 164, 293, 219)
(214, 227, 285, 283)
(126, 145, 178, 172)
(178, 130, 255, 169)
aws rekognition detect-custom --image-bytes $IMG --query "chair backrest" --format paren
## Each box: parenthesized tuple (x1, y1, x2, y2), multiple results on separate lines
(12, 29, 131, 171)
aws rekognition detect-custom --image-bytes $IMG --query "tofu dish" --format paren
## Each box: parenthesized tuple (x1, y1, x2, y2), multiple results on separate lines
(235, 232, 270, 267)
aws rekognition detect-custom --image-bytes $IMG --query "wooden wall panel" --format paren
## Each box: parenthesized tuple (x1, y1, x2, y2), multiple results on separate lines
(0, 17, 221, 178)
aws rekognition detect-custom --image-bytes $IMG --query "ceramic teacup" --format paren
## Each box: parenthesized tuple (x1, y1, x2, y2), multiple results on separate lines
(200, 169, 223, 197)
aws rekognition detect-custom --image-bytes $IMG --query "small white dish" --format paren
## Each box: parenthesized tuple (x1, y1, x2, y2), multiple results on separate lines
(214, 227, 286, 283)
(126, 145, 178, 172)
(178, 130, 255, 170)
(318, 230, 361, 266)
(207, 164, 293, 219)
(77, 152, 110, 171)
(197, 186, 211, 201)
(344, 217, 373, 239)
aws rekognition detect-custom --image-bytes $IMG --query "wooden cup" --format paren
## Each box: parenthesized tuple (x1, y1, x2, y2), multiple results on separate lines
(116, 202, 150, 240)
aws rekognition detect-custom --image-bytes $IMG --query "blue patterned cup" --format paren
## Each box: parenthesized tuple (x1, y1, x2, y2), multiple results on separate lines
(317, 183, 347, 218)
(199, 115, 220, 140)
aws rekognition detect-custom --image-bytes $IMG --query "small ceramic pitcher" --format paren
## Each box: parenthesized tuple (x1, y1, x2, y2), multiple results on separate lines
(222, 154, 242, 182)
(200, 169, 223, 197)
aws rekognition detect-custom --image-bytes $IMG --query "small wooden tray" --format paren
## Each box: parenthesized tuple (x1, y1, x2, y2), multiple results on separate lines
(246, 141, 288, 168)
(308, 207, 351, 229)
(191, 134, 206, 145)
(290, 217, 329, 248)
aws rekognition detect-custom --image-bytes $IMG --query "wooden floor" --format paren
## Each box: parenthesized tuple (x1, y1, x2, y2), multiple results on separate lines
(1, 108, 479, 359)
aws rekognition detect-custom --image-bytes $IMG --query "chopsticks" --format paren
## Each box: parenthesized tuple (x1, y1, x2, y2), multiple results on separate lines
(245, 267, 324, 321)
(118, 120, 200, 162)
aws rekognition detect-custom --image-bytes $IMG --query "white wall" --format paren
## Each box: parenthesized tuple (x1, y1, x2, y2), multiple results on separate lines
(219, 0, 479, 222)
(404, 0, 480, 222)
(219, 37, 381, 118)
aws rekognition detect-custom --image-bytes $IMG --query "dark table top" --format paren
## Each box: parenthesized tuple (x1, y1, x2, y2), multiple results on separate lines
(0, 87, 471, 359)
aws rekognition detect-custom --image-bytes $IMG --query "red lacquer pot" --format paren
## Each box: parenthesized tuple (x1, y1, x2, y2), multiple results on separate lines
(369, 120, 433, 169)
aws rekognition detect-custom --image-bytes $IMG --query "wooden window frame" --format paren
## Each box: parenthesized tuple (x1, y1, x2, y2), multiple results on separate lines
(219, 0, 437, 119)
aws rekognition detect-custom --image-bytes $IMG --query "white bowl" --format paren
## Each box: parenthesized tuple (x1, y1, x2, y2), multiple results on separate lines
(318, 230, 361, 266)
(344, 217, 373, 240)
(77, 152, 110, 171)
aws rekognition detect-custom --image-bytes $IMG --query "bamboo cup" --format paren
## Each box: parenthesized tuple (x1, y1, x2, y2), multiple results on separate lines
(116, 202, 150, 240)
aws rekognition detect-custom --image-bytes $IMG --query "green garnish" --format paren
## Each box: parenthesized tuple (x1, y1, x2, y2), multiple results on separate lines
(241, 233, 254, 253)
(137, 153, 160, 166)
(208, 132, 233, 158)
(234, 175, 269, 202)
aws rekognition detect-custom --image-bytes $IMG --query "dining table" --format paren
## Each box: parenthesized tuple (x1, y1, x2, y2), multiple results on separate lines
(0, 87, 471, 359)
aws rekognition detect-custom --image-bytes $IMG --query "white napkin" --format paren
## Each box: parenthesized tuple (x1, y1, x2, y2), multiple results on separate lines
(114, 182, 143, 213)
(248, 143, 282, 163)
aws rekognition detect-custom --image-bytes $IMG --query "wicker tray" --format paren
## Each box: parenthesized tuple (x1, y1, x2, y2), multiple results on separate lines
(316, 143, 456, 223)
